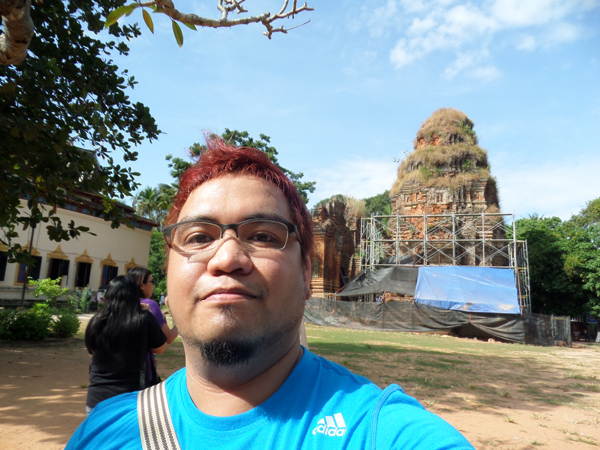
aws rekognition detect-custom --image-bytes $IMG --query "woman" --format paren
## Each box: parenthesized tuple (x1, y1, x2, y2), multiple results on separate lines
(85, 276, 166, 412)
(128, 267, 178, 386)
(128, 267, 178, 344)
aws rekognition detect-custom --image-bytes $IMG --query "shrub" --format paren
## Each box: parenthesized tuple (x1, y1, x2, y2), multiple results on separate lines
(8, 309, 52, 340)
(51, 310, 81, 338)
(69, 287, 94, 313)
(0, 309, 15, 340)
(28, 277, 69, 306)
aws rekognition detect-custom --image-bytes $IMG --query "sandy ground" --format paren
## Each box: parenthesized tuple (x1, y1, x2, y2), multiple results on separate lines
(0, 319, 599, 449)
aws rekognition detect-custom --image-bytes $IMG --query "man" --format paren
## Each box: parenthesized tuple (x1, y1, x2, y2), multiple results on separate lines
(66, 138, 473, 449)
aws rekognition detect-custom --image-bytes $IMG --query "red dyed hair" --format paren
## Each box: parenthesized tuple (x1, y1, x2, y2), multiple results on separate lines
(164, 136, 313, 260)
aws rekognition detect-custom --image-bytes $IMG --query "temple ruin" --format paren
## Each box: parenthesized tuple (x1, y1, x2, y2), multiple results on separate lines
(310, 108, 529, 311)
(383, 107, 509, 267)
(309, 200, 359, 296)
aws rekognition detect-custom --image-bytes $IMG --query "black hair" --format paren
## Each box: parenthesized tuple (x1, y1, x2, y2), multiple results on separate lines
(85, 275, 147, 352)
(126, 266, 152, 299)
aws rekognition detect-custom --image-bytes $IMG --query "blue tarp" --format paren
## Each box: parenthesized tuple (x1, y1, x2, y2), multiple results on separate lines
(415, 266, 520, 314)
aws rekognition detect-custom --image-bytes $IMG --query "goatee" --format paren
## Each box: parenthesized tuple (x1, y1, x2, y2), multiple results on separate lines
(197, 339, 257, 366)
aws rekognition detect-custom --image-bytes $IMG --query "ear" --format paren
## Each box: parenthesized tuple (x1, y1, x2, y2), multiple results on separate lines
(165, 296, 170, 307)
(302, 256, 312, 301)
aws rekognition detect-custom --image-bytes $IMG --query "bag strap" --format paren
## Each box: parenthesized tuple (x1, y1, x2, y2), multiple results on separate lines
(137, 382, 181, 450)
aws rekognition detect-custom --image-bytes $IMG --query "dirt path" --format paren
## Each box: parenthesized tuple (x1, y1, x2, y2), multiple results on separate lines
(1, 326, 599, 449)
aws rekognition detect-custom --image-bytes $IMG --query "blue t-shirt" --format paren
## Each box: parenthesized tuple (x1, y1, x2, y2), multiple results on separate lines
(66, 349, 474, 449)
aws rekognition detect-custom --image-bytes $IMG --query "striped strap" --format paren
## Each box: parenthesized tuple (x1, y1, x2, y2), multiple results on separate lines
(137, 382, 181, 450)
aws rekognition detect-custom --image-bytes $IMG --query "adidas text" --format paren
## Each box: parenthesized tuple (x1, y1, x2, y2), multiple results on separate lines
(312, 413, 347, 437)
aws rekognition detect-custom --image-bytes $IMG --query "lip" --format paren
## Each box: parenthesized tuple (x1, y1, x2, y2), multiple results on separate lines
(201, 288, 258, 303)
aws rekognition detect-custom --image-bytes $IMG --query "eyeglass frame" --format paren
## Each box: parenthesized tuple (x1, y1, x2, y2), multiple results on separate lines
(162, 217, 303, 254)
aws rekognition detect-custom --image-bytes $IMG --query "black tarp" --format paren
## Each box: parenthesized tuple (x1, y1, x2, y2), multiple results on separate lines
(335, 267, 418, 297)
(327, 267, 571, 344)
(305, 297, 526, 343)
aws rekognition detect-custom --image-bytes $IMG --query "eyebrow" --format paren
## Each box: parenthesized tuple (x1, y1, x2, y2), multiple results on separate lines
(177, 213, 292, 224)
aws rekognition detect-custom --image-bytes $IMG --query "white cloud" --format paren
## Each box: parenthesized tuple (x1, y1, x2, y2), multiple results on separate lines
(307, 157, 398, 206)
(444, 51, 481, 78)
(491, 0, 572, 27)
(546, 22, 581, 45)
(494, 155, 600, 220)
(386, 0, 598, 77)
(390, 39, 418, 67)
(468, 65, 502, 82)
(517, 35, 537, 51)
(407, 16, 437, 35)
(367, 0, 400, 38)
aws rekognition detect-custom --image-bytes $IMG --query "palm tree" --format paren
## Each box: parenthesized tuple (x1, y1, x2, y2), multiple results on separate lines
(133, 187, 159, 222)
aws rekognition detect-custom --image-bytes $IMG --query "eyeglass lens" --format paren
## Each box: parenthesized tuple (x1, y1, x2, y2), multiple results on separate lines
(170, 220, 290, 253)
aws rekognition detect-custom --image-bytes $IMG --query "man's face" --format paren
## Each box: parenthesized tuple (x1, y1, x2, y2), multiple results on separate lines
(166, 173, 311, 365)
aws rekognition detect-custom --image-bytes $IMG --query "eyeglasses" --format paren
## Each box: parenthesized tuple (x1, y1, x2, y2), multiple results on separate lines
(162, 218, 301, 255)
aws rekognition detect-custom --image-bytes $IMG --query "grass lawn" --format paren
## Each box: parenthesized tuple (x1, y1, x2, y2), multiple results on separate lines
(1, 319, 598, 449)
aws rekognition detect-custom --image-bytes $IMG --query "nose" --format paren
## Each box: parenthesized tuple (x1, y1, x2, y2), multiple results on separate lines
(206, 231, 252, 275)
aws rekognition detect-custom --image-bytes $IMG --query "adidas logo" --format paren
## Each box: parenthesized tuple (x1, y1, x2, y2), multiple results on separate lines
(312, 413, 347, 437)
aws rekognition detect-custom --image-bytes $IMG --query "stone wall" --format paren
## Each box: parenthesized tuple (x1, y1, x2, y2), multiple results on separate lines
(310, 201, 358, 295)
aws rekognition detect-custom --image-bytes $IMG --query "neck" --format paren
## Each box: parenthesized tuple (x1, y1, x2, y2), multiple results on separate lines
(185, 339, 304, 416)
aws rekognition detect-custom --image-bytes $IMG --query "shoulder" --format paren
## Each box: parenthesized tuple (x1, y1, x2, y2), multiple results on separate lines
(66, 371, 186, 449)
(302, 350, 380, 394)
(141, 299, 166, 325)
(373, 386, 474, 449)
(65, 392, 139, 449)
(297, 352, 473, 449)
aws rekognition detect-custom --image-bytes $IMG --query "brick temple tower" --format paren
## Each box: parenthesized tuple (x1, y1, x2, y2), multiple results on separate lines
(388, 108, 506, 266)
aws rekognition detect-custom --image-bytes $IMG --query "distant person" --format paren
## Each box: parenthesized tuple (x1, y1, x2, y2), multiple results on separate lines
(67, 138, 472, 449)
(159, 293, 166, 307)
(95, 286, 106, 306)
(84, 276, 166, 413)
(128, 267, 178, 386)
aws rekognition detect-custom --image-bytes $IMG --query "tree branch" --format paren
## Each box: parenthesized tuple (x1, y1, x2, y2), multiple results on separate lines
(145, 0, 313, 38)
(0, 0, 34, 65)
(1, 0, 313, 66)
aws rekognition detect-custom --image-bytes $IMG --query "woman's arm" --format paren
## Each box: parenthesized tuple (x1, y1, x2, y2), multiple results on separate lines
(151, 342, 167, 354)
(161, 322, 178, 344)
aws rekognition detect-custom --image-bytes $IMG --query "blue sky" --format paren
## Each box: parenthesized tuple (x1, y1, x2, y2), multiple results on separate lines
(110, 0, 600, 221)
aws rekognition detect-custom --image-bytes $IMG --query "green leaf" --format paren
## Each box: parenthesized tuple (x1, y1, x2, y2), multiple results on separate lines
(104, 4, 138, 28)
(172, 21, 184, 48)
(142, 9, 154, 33)
(183, 22, 197, 31)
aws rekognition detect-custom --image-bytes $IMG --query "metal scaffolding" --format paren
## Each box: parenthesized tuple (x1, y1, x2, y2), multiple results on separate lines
(360, 213, 531, 314)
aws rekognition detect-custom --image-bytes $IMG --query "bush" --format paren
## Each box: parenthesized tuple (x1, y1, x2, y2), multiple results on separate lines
(28, 277, 69, 306)
(0, 309, 15, 340)
(69, 287, 94, 313)
(8, 309, 52, 340)
(51, 310, 81, 338)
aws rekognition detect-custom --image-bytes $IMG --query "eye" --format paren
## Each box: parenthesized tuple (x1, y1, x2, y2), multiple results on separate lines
(241, 221, 288, 248)
(183, 232, 215, 247)
(247, 231, 279, 244)
(175, 222, 220, 248)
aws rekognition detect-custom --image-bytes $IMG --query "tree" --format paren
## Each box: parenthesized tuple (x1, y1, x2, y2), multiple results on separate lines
(515, 216, 587, 316)
(166, 129, 316, 203)
(562, 198, 600, 318)
(1, 0, 313, 65)
(1, 0, 159, 263)
(364, 190, 392, 216)
(132, 183, 176, 225)
(132, 186, 159, 221)
(147, 228, 166, 299)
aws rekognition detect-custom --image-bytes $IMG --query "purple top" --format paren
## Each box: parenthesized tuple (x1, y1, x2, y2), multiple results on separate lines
(140, 298, 167, 382)
(141, 298, 166, 327)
